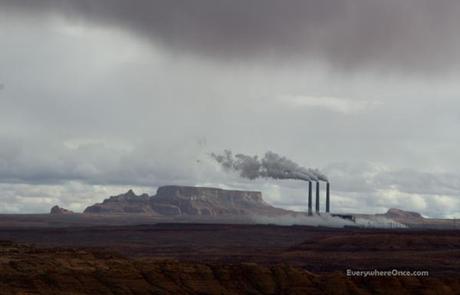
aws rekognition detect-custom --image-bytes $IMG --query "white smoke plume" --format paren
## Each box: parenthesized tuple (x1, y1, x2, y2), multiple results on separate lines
(211, 150, 328, 182)
(252, 214, 354, 227)
(252, 214, 407, 228)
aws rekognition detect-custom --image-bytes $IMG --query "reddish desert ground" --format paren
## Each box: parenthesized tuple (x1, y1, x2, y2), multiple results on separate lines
(1, 223, 460, 294)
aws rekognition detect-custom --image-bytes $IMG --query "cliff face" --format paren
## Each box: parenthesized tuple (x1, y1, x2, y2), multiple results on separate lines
(384, 208, 423, 220)
(84, 190, 155, 214)
(379, 208, 425, 225)
(151, 186, 274, 216)
(83, 186, 288, 216)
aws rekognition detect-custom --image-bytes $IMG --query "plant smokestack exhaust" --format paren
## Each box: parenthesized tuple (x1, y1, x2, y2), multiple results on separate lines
(211, 150, 329, 215)
(211, 150, 328, 182)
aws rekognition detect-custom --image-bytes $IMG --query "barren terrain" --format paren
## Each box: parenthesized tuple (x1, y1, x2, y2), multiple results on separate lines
(2, 240, 459, 295)
(1, 223, 460, 294)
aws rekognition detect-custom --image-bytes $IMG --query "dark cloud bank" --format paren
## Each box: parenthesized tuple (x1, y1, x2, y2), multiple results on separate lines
(1, 1, 460, 217)
(2, 0, 460, 72)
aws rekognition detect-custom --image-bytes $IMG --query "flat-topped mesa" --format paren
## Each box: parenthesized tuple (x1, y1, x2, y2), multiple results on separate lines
(384, 208, 423, 220)
(151, 186, 271, 216)
(82, 185, 288, 217)
(155, 186, 264, 203)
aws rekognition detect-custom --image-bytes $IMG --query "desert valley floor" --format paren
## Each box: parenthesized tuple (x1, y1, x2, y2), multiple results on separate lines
(1, 223, 460, 294)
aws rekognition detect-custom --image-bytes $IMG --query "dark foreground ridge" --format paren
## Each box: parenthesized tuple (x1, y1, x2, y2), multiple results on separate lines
(0, 224, 459, 275)
(1, 240, 459, 295)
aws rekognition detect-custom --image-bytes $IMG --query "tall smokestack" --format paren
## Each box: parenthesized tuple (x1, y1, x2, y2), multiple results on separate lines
(326, 182, 330, 213)
(315, 181, 320, 214)
(308, 181, 312, 216)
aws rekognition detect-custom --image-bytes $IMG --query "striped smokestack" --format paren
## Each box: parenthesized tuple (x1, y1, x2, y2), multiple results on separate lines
(308, 181, 312, 216)
(315, 181, 320, 213)
(326, 182, 330, 213)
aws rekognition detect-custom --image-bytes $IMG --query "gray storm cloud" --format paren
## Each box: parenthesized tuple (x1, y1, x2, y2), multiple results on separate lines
(1, 0, 460, 72)
(2, 0, 460, 218)
(212, 150, 328, 182)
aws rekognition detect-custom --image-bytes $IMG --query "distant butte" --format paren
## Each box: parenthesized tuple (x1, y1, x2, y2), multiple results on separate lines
(83, 185, 290, 217)
(50, 205, 74, 215)
(384, 208, 424, 220)
(45, 186, 456, 229)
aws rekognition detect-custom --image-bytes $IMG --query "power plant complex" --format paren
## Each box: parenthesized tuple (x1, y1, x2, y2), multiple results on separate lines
(211, 150, 331, 216)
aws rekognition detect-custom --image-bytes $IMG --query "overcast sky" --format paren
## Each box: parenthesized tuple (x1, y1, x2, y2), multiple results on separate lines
(0, 0, 459, 217)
